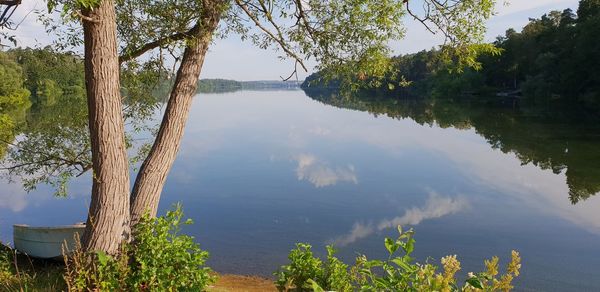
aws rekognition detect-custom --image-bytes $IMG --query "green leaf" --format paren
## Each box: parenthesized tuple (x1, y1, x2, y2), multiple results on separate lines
(391, 257, 412, 272)
(307, 279, 325, 292)
(373, 277, 390, 288)
(365, 259, 384, 268)
(384, 237, 398, 255)
(96, 250, 109, 266)
(404, 237, 415, 255)
(466, 277, 484, 289)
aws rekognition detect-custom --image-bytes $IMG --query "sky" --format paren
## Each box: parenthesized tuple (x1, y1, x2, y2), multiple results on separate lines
(5, 0, 579, 81)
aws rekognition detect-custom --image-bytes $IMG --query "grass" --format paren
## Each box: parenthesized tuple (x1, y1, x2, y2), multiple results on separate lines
(1, 243, 67, 291)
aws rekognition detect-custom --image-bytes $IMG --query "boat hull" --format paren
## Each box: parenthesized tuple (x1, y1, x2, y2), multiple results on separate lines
(13, 224, 85, 259)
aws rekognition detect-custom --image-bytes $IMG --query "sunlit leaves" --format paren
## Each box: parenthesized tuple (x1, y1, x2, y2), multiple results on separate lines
(277, 227, 522, 291)
(64, 205, 215, 291)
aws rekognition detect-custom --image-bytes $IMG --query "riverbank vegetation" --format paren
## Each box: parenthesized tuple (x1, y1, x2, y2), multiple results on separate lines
(63, 205, 214, 291)
(2, 207, 523, 291)
(275, 228, 521, 292)
(1, 241, 66, 291)
(1, 206, 215, 291)
(1, 224, 521, 292)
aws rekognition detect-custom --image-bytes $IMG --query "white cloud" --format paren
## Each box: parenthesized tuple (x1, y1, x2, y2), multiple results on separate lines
(0, 181, 28, 212)
(294, 153, 357, 188)
(333, 193, 469, 246)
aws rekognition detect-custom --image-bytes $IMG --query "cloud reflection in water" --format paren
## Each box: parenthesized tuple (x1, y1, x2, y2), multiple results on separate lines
(333, 192, 469, 246)
(294, 153, 358, 188)
(0, 182, 28, 212)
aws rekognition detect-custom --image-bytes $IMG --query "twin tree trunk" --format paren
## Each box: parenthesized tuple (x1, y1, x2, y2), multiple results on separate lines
(130, 15, 220, 224)
(81, 0, 222, 253)
(81, 0, 131, 254)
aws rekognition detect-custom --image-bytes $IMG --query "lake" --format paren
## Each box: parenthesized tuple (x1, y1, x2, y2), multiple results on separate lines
(1, 89, 600, 291)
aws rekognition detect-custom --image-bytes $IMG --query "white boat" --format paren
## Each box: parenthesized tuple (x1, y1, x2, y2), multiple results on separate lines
(13, 224, 86, 259)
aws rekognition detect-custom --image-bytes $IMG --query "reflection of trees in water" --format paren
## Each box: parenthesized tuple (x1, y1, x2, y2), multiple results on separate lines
(0, 48, 163, 196)
(0, 53, 31, 157)
(0, 49, 92, 195)
(305, 89, 600, 204)
(3, 91, 91, 195)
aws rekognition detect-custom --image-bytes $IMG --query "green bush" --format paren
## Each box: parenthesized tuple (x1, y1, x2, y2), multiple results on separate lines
(275, 227, 521, 292)
(0, 243, 13, 281)
(64, 205, 215, 291)
(275, 244, 352, 292)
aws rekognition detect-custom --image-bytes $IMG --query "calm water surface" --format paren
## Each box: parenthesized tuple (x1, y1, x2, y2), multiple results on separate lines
(1, 90, 600, 291)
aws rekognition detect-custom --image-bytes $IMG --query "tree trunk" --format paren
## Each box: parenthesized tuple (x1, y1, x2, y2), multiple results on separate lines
(130, 8, 221, 225)
(81, 0, 131, 254)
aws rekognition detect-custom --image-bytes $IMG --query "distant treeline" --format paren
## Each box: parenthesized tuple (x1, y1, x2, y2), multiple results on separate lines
(197, 79, 300, 93)
(303, 0, 600, 112)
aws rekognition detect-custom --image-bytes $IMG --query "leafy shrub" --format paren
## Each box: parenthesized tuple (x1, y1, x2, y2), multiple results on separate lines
(64, 205, 215, 291)
(276, 226, 521, 292)
(323, 246, 353, 292)
(275, 243, 323, 290)
(0, 243, 13, 281)
(63, 243, 129, 291)
(275, 244, 352, 292)
(128, 206, 214, 291)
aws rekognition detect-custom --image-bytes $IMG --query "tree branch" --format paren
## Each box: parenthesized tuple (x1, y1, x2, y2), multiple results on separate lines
(234, 0, 307, 72)
(119, 24, 199, 64)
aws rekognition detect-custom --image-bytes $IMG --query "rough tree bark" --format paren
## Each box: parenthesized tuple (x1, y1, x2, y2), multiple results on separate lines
(80, 0, 131, 254)
(129, 3, 222, 224)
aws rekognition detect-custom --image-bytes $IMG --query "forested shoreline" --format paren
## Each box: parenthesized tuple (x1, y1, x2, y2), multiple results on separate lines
(303, 1, 600, 113)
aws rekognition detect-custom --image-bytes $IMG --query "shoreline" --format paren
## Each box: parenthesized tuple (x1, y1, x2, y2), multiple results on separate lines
(2, 245, 278, 291)
(210, 274, 277, 291)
